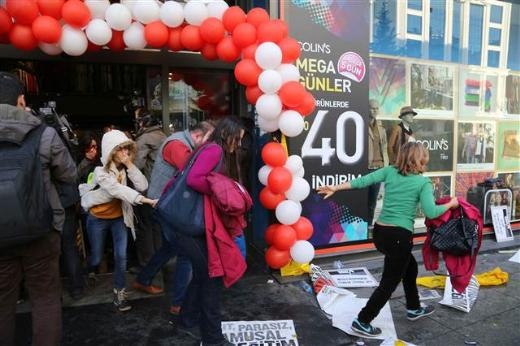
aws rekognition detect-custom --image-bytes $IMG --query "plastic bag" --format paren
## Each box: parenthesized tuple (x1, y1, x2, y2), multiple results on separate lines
(439, 275, 479, 313)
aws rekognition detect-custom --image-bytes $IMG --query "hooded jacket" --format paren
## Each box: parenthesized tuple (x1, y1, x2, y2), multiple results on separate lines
(0, 104, 77, 232)
(79, 130, 148, 235)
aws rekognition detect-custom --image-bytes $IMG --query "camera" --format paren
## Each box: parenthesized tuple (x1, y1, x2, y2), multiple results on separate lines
(36, 101, 79, 158)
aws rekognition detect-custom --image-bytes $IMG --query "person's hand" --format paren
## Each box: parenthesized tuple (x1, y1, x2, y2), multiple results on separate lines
(448, 197, 459, 209)
(116, 150, 132, 167)
(316, 185, 336, 199)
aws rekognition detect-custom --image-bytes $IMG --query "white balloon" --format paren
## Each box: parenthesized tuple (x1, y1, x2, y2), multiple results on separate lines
(255, 42, 283, 70)
(275, 200, 301, 225)
(105, 3, 132, 31)
(290, 240, 315, 264)
(39, 43, 62, 55)
(279, 110, 304, 137)
(121, 0, 138, 12)
(276, 64, 301, 83)
(85, 0, 110, 19)
(133, 0, 160, 24)
(60, 25, 88, 56)
(257, 115, 279, 133)
(285, 177, 310, 202)
(123, 22, 146, 50)
(284, 155, 303, 174)
(258, 165, 272, 186)
(184, 0, 208, 26)
(295, 167, 305, 178)
(85, 19, 112, 46)
(207, 0, 229, 20)
(159, 1, 184, 28)
(255, 94, 282, 120)
(258, 70, 282, 94)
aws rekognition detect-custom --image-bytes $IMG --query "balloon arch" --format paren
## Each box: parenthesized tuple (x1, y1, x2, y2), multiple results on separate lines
(0, 0, 317, 269)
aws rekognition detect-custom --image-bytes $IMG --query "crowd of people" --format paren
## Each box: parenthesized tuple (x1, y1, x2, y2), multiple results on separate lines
(1, 72, 465, 345)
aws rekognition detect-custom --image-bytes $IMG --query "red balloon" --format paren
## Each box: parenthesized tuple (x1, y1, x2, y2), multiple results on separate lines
(279, 81, 306, 108)
(181, 25, 203, 51)
(62, 0, 91, 29)
(265, 246, 291, 269)
(261, 142, 287, 167)
(291, 217, 314, 240)
(144, 21, 169, 48)
(0, 33, 9, 44)
(216, 36, 240, 63)
(241, 43, 257, 60)
(257, 21, 284, 43)
(232, 22, 256, 49)
(107, 30, 125, 51)
(168, 27, 184, 52)
(292, 92, 316, 116)
(7, 0, 39, 26)
(9, 24, 37, 51)
(264, 224, 280, 245)
(268, 166, 292, 194)
(234, 59, 261, 87)
(273, 19, 289, 38)
(278, 37, 301, 63)
(245, 85, 262, 105)
(37, 0, 65, 20)
(272, 225, 297, 250)
(201, 43, 218, 60)
(200, 17, 225, 45)
(259, 187, 285, 210)
(0, 8, 12, 35)
(246, 8, 269, 28)
(87, 41, 102, 52)
(222, 6, 246, 33)
(32, 16, 61, 44)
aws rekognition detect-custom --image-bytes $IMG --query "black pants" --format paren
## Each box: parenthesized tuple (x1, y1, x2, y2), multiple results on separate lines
(177, 234, 225, 345)
(358, 224, 421, 324)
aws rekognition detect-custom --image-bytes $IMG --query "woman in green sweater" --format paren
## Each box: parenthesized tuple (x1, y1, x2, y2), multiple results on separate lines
(317, 142, 459, 337)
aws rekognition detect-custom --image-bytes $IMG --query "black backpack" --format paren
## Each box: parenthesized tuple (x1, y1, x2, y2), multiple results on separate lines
(0, 124, 53, 248)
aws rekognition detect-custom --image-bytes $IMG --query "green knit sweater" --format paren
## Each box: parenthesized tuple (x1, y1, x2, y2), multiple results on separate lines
(350, 166, 447, 232)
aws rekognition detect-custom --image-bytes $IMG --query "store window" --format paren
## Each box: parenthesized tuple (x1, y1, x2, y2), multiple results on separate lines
(451, 0, 462, 63)
(490, 5, 503, 24)
(407, 14, 422, 35)
(407, 0, 422, 11)
(468, 4, 484, 66)
(167, 68, 232, 132)
(371, 0, 399, 55)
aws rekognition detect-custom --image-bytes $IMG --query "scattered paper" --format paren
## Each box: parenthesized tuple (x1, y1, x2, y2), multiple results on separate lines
(380, 338, 417, 346)
(221, 320, 298, 346)
(419, 289, 441, 301)
(332, 297, 396, 341)
(326, 267, 379, 288)
(317, 285, 356, 319)
(509, 250, 520, 263)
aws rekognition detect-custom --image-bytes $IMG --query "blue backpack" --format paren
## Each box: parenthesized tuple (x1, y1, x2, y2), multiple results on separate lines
(0, 124, 53, 248)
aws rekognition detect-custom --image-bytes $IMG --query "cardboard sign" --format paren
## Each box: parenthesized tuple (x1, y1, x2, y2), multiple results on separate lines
(326, 267, 378, 288)
(221, 320, 298, 346)
(491, 205, 514, 242)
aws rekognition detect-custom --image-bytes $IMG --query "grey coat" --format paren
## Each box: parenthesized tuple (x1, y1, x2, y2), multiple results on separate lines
(134, 125, 166, 181)
(0, 104, 77, 232)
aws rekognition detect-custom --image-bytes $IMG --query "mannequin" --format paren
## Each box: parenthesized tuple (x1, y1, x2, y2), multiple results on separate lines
(388, 106, 417, 164)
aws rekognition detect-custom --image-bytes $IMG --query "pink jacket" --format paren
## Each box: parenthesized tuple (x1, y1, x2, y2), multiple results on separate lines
(422, 197, 483, 293)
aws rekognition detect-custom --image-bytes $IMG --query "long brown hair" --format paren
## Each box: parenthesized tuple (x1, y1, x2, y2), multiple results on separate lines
(395, 142, 429, 175)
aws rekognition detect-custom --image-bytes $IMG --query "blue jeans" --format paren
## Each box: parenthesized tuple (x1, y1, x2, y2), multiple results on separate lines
(87, 215, 128, 289)
(136, 234, 192, 307)
(177, 234, 225, 345)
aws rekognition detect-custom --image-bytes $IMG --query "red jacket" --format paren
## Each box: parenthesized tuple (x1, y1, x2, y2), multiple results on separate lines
(422, 197, 483, 293)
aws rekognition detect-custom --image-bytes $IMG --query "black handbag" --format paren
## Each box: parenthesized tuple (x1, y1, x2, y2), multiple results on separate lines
(430, 208, 479, 257)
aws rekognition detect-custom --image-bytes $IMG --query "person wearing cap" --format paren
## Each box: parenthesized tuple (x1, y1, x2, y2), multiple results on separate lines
(367, 99, 389, 227)
(388, 106, 417, 164)
(79, 130, 157, 312)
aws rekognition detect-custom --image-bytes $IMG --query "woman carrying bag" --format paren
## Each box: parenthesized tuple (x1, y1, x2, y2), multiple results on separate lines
(317, 142, 459, 337)
(171, 116, 248, 346)
(79, 130, 157, 312)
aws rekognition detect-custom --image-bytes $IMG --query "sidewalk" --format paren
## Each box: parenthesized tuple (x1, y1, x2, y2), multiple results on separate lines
(14, 236, 520, 345)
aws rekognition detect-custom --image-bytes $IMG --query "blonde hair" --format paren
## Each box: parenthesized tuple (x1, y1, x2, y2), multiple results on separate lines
(395, 142, 429, 175)
(104, 141, 137, 171)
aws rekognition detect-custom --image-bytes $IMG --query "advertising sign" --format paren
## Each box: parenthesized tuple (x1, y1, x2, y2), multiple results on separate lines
(221, 320, 299, 346)
(281, 1, 370, 247)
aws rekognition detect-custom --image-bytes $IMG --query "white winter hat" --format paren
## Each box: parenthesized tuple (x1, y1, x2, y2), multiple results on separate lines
(100, 130, 136, 166)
